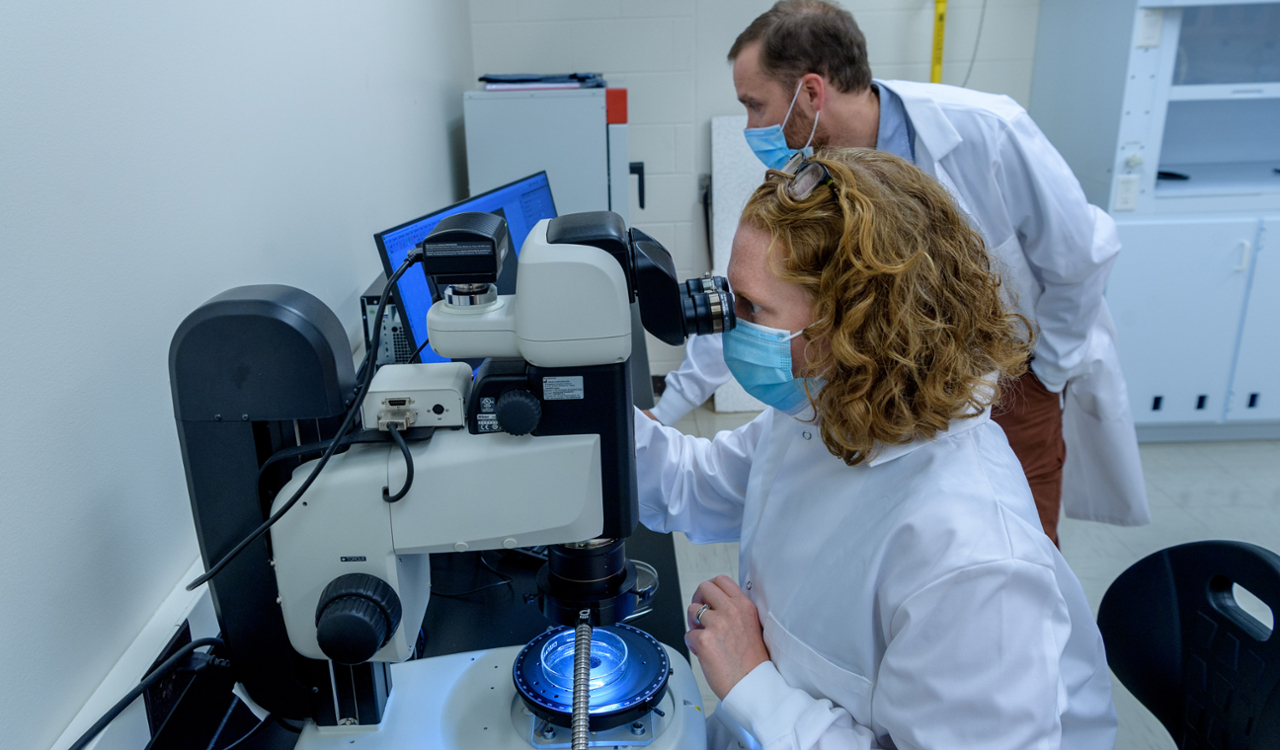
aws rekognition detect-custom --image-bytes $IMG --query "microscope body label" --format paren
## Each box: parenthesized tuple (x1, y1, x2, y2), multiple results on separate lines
(476, 413, 501, 432)
(542, 376, 584, 401)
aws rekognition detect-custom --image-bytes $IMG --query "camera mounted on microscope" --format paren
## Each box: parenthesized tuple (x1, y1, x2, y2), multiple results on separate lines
(417, 212, 511, 307)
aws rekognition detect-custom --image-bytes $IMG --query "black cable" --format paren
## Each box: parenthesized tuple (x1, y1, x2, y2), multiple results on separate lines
(186, 252, 421, 592)
(68, 637, 225, 750)
(431, 579, 512, 598)
(699, 174, 713, 263)
(412, 627, 427, 660)
(355, 351, 371, 387)
(275, 716, 304, 734)
(504, 546, 548, 562)
(480, 553, 509, 579)
(220, 712, 275, 750)
(431, 553, 514, 598)
(255, 426, 434, 487)
(408, 335, 431, 363)
(961, 0, 989, 88)
(382, 423, 413, 503)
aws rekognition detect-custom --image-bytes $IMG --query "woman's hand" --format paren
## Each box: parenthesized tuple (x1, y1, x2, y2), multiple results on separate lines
(685, 575, 770, 699)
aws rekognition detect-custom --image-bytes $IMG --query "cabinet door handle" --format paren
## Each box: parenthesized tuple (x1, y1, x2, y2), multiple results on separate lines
(1235, 240, 1252, 272)
(629, 162, 645, 210)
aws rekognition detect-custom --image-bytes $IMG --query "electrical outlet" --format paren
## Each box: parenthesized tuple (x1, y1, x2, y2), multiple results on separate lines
(144, 622, 194, 736)
(1114, 174, 1140, 211)
(1137, 9, 1163, 48)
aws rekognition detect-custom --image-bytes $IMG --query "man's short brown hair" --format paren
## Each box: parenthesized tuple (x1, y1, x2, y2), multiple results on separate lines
(729, 0, 872, 94)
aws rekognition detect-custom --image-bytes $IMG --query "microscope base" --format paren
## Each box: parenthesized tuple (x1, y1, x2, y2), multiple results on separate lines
(293, 643, 706, 750)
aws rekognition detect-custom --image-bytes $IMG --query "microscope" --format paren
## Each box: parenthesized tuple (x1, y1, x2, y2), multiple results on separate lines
(169, 210, 734, 748)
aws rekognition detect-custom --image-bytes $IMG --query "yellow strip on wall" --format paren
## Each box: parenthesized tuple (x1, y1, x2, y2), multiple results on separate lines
(931, 0, 946, 83)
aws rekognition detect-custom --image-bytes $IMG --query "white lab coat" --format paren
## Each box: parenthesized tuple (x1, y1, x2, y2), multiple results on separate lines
(636, 405, 1118, 750)
(653, 81, 1149, 527)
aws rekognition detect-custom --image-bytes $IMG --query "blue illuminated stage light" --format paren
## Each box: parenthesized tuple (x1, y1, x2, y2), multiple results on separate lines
(513, 623, 671, 731)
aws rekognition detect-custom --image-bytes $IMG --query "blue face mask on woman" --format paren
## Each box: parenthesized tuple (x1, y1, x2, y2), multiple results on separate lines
(743, 81, 821, 171)
(723, 319, 816, 415)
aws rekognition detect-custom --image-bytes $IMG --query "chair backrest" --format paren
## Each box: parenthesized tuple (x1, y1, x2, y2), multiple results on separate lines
(1098, 541, 1280, 749)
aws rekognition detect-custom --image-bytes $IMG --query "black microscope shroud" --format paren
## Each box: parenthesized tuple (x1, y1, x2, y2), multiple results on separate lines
(513, 623, 671, 732)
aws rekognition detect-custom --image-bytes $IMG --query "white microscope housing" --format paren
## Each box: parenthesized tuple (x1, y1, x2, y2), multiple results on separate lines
(170, 210, 733, 748)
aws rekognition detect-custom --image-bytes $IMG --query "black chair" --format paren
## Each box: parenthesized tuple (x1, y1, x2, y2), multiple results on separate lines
(1098, 541, 1280, 749)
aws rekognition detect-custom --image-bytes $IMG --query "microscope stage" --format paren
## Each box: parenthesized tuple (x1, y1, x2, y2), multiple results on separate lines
(292, 643, 706, 750)
(514, 624, 672, 732)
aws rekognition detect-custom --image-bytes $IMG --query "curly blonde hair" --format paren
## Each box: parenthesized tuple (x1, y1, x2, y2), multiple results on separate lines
(740, 148, 1030, 466)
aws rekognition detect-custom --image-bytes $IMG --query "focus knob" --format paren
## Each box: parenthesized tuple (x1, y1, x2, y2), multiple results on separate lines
(314, 573, 402, 665)
(495, 389, 541, 436)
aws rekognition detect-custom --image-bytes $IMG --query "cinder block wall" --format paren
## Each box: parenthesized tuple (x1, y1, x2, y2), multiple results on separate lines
(468, 0, 1043, 374)
(2, 3, 477, 748)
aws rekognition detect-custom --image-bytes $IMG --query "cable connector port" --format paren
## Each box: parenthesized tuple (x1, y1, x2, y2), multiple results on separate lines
(377, 396, 417, 431)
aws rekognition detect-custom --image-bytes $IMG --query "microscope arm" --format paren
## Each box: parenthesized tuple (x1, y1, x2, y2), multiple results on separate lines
(268, 428, 605, 664)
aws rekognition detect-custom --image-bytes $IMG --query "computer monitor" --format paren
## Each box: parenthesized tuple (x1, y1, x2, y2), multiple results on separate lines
(374, 172, 557, 364)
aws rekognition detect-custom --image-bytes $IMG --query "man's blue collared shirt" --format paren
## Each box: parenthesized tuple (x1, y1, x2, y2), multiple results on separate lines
(873, 80, 916, 164)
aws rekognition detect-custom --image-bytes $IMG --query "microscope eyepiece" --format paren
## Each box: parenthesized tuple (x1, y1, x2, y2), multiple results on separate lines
(680, 274, 735, 337)
(629, 229, 736, 345)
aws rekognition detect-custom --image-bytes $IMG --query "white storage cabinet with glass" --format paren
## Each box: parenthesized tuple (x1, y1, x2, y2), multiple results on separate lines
(1032, 0, 1280, 439)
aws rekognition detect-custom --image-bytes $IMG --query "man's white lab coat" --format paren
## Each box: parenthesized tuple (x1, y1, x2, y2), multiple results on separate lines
(636, 405, 1119, 750)
(652, 81, 1149, 527)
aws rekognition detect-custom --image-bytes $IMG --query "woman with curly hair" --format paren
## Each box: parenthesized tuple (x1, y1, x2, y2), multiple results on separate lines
(635, 149, 1117, 749)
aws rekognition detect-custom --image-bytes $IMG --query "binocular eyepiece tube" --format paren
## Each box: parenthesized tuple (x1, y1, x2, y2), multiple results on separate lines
(681, 274, 734, 338)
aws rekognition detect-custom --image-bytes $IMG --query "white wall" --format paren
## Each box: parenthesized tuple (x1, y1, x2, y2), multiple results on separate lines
(0, 3, 474, 748)
(468, 0, 1042, 373)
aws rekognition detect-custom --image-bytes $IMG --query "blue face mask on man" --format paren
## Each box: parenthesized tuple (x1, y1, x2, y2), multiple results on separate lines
(723, 319, 817, 415)
(743, 80, 821, 171)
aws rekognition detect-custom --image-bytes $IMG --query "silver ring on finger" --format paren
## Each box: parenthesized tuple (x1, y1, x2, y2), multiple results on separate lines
(695, 603, 711, 625)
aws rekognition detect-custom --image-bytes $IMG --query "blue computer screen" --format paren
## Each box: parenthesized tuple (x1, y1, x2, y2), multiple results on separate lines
(374, 172, 557, 363)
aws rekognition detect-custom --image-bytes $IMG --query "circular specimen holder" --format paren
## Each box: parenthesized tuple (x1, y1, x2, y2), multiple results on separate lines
(513, 623, 671, 732)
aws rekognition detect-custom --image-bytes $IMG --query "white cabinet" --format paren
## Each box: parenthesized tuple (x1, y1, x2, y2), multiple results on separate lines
(1034, 0, 1280, 436)
(1110, 217, 1259, 422)
(463, 89, 631, 221)
(1228, 218, 1280, 421)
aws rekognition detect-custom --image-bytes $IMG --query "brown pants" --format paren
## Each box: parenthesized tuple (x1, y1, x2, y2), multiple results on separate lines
(992, 371, 1065, 547)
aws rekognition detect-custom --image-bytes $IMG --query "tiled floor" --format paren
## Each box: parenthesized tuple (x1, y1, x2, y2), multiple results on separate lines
(663, 404, 1280, 749)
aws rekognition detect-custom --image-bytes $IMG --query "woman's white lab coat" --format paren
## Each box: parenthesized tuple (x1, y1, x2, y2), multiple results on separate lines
(653, 81, 1149, 527)
(635, 406, 1118, 750)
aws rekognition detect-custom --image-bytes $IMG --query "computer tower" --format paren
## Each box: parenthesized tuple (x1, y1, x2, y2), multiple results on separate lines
(362, 274, 414, 366)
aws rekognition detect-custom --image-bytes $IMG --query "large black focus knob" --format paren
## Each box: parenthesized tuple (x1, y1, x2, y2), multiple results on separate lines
(314, 573, 402, 665)
(495, 389, 541, 436)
